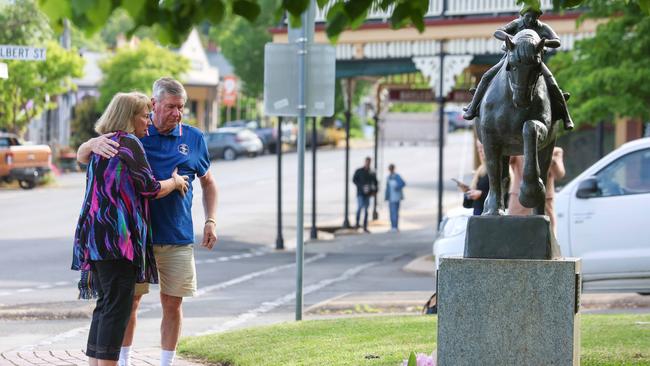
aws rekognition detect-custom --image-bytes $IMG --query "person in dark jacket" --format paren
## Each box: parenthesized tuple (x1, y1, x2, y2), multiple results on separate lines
(353, 157, 378, 233)
(462, 141, 489, 215)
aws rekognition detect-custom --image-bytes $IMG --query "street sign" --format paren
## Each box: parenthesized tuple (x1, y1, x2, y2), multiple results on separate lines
(263, 43, 335, 117)
(0, 45, 46, 61)
(0, 63, 7, 79)
(222, 75, 237, 107)
(388, 88, 435, 103)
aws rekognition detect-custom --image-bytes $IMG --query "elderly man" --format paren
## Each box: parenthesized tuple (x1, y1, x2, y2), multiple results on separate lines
(77, 77, 218, 366)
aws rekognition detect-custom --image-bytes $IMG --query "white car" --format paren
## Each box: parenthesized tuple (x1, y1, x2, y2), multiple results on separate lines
(432, 207, 473, 271)
(433, 137, 650, 293)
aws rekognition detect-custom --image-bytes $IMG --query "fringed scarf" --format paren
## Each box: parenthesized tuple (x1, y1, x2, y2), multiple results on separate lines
(78, 270, 98, 300)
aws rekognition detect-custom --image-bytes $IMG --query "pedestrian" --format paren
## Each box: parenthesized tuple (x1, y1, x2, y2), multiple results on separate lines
(72, 92, 189, 366)
(385, 164, 406, 232)
(508, 146, 565, 234)
(77, 78, 219, 366)
(462, 141, 489, 215)
(353, 156, 378, 233)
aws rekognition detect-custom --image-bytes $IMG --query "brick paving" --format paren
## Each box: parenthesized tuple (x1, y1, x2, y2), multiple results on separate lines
(0, 348, 206, 366)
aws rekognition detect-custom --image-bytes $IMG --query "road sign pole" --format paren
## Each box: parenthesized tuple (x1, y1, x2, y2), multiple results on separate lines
(294, 1, 313, 322)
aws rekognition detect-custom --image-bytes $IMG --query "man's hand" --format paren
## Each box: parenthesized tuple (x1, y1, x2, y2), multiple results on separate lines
(202, 221, 217, 249)
(91, 133, 120, 159)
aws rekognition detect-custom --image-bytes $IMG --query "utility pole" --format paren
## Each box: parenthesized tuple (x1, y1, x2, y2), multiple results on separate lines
(310, 117, 318, 240)
(437, 40, 446, 226)
(342, 78, 353, 228)
(276, 117, 284, 250)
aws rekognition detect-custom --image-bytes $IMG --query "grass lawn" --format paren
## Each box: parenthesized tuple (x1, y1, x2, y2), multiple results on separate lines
(178, 314, 650, 366)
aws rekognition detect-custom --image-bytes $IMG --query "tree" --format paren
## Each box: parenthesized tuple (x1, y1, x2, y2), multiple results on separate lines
(39, 0, 638, 46)
(210, 0, 279, 98)
(70, 96, 101, 149)
(549, 0, 650, 126)
(98, 40, 189, 110)
(0, 0, 84, 134)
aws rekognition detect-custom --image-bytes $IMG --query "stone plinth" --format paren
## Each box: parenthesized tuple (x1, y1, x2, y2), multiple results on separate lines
(437, 257, 581, 366)
(465, 215, 561, 260)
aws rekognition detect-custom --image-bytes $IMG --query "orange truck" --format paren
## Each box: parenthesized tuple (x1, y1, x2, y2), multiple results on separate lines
(0, 132, 51, 189)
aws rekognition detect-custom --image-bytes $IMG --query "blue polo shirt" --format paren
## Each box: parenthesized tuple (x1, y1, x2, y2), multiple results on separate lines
(140, 123, 210, 245)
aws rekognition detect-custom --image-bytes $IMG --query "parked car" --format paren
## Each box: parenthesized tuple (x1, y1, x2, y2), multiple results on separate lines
(0, 132, 51, 189)
(445, 106, 473, 132)
(204, 128, 263, 161)
(223, 120, 277, 153)
(433, 137, 650, 293)
(432, 207, 473, 270)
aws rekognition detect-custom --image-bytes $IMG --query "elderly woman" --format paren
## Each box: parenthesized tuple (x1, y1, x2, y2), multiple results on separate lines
(72, 92, 188, 366)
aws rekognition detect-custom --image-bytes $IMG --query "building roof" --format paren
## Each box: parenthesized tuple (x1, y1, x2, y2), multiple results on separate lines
(206, 51, 234, 77)
(73, 51, 104, 88)
(178, 29, 220, 87)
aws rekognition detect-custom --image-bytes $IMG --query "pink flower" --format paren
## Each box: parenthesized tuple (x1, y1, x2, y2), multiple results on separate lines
(402, 351, 436, 366)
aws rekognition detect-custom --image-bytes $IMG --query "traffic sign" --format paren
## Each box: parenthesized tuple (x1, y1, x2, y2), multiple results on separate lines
(263, 43, 335, 117)
(388, 88, 435, 103)
(222, 76, 237, 107)
(0, 63, 7, 79)
(0, 45, 46, 61)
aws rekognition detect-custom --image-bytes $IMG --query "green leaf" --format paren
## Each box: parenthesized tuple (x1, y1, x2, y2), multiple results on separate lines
(348, 9, 368, 30)
(343, 0, 372, 20)
(233, 0, 261, 22)
(204, 0, 226, 24)
(86, 0, 112, 29)
(639, 0, 650, 14)
(71, 0, 93, 13)
(121, 0, 147, 20)
(316, 0, 329, 9)
(389, 3, 410, 29)
(407, 351, 417, 366)
(411, 12, 425, 32)
(325, 3, 348, 41)
(283, 0, 308, 17)
(562, 0, 583, 8)
(37, 0, 72, 31)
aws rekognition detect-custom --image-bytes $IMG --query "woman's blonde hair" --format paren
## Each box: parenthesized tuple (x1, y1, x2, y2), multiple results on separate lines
(95, 92, 152, 134)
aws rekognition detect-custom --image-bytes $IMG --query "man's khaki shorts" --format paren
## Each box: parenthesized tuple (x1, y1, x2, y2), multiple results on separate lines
(134, 244, 197, 298)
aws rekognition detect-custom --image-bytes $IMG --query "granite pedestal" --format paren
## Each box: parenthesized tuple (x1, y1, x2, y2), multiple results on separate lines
(437, 216, 581, 366)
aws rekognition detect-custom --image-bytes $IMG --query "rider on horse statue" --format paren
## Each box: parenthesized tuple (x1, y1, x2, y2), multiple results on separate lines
(463, 6, 574, 131)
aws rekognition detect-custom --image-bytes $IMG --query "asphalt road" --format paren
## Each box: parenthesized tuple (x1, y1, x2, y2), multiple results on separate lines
(0, 131, 477, 352)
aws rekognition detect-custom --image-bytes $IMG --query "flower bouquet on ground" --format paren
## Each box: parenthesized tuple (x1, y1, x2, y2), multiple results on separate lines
(402, 351, 436, 366)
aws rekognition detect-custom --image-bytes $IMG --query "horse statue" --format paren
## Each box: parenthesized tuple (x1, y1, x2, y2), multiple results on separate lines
(476, 29, 560, 216)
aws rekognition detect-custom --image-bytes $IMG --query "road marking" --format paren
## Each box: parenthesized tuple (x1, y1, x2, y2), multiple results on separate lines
(1, 251, 268, 298)
(25, 253, 327, 350)
(195, 259, 379, 335)
(194, 249, 268, 265)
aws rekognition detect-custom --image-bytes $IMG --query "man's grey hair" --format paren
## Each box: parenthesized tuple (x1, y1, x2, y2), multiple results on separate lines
(152, 77, 187, 102)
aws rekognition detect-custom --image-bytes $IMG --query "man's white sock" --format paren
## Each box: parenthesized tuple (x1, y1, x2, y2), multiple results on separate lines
(118, 346, 131, 366)
(160, 349, 176, 366)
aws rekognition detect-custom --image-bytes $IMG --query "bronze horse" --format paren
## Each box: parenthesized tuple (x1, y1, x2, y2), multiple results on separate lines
(476, 29, 560, 215)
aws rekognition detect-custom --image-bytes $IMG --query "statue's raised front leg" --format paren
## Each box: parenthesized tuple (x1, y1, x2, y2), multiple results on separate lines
(519, 120, 547, 208)
(533, 141, 555, 215)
